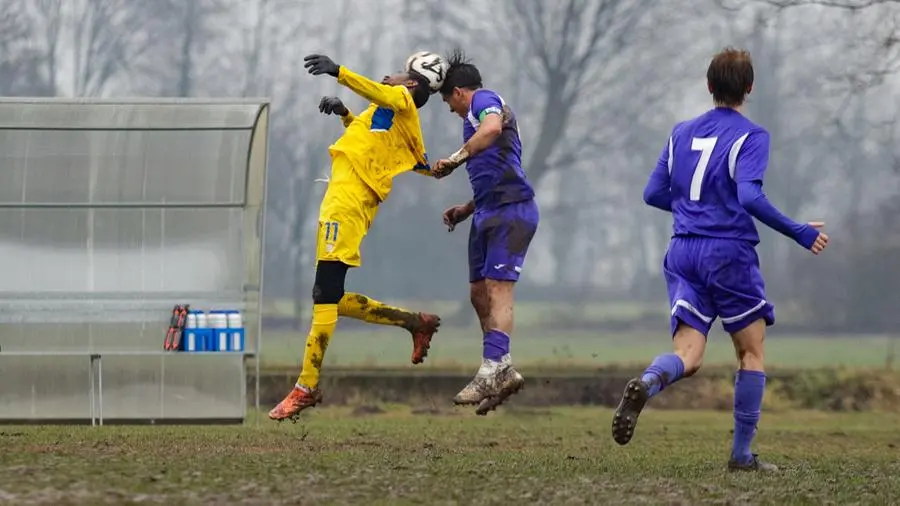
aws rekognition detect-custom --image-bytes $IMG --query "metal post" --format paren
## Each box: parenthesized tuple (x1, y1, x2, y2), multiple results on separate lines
(89, 355, 96, 427)
(254, 104, 270, 429)
(159, 354, 166, 420)
(255, 355, 260, 427)
(97, 354, 104, 426)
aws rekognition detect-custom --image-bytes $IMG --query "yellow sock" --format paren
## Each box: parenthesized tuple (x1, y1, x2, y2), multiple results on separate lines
(338, 292, 418, 329)
(297, 304, 338, 390)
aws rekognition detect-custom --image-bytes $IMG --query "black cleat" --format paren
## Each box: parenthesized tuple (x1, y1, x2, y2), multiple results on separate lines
(727, 454, 779, 472)
(612, 378, 649, 446)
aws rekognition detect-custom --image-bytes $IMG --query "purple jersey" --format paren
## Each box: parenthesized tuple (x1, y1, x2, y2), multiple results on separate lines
(659, 108, 768, 243)
(463, 90, 535, 210)
(643, 107, 821, 336)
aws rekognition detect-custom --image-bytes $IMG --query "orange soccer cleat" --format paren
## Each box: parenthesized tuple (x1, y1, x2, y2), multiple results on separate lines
(409, 313, 441, 365)
(268, 385, 323, 422)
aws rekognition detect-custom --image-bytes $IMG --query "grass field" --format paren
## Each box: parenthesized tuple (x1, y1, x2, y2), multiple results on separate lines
(2, 407, 899, 505)
(260, 326, 896, 370)
(259, 299, 896, 370)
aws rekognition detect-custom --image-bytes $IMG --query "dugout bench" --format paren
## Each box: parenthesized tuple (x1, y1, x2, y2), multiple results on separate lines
(0, 99, 269, 424)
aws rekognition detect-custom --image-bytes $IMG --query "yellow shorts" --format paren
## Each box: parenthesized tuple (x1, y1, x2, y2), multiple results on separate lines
(316, 154, 380, 267)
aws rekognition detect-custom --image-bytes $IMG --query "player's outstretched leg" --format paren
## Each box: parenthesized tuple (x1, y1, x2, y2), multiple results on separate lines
(612, 323, 704, 445)
(453, 280, 524, 415)
(269, 262, 346, 422)
(727, 319, 777, 472)
(337, 292, 440, 364)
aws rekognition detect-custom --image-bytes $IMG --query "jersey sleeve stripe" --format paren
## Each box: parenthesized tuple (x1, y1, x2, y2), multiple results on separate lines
(667, 137, 674, 174)
(728, 132, 751, 180)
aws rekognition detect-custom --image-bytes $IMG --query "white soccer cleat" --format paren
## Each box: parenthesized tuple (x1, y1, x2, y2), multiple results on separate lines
(453, 355, 524, 415)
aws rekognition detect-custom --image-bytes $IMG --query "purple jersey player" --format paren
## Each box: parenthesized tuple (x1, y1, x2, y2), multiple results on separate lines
(611, 48, 828, 471)
(432, 49, 539, 415)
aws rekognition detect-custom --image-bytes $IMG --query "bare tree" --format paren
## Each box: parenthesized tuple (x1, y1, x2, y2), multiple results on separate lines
(754, 0, 897, 8)
(724, 0, 900, 90)
(240, 0, 271, 97)
(26, 0, 61, 95)
(142, 0, 230, 97)
(500, 0, 654, 184)
(0, 0, 51, 95)
(22, 0, 160, 96)
(70, 0, 155, 96)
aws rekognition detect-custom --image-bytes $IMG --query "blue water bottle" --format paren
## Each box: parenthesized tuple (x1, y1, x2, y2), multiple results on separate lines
(183, 310, 201, 351)
(208, 310, 229, 352)
(226, 310, 245, 352)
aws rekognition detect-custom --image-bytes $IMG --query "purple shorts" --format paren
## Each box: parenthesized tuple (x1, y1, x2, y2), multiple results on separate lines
(664, 236, 774, 336)
(468, 199, 539, 283)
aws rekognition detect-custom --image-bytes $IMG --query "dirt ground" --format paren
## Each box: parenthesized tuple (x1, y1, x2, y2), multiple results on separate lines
(1, 406, 899, 505)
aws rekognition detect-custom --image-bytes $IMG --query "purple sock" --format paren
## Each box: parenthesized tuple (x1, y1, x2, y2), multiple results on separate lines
(640, 353, 685, 397)
(732, 369, 766, 463)
(483, 329, 510, 361)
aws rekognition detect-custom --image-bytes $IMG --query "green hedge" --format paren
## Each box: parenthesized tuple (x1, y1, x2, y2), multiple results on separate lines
(251, 366, 900, 412)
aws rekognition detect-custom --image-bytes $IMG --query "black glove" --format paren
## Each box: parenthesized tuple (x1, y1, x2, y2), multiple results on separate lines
(303, 54, 340, 77)
(319, 96, 348, 116)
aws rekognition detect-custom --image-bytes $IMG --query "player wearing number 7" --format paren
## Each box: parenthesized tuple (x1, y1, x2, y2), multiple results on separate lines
(610, 48, 829, 471)
(268, 53, 443, 422)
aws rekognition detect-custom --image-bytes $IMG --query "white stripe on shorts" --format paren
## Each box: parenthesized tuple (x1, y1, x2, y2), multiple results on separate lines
(671, 299, 713, 323)
(720, 300, 768, 324)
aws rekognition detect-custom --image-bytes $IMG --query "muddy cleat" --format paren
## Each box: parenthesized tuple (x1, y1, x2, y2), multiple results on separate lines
(474, 366, 525, 416)
(409, 313, 441, 365)
(453, 358, 503, 405)
(268, 385, 323, 422)
(612, 378, 650, 446)
(728, 454, 779, 473)
(453, 356, 525, 415)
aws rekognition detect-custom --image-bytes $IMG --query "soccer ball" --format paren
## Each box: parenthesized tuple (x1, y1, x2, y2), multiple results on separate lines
(405, 51, 448, 92)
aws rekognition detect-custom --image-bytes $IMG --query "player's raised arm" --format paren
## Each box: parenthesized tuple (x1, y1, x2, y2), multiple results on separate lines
(643, 137, 674, 212)
(337, 66, 415, 112)
(459, 92, 504, 155)
(433, 91, 504, 178)
(734, 130, 826, 252)
(304, 54, 413, 112)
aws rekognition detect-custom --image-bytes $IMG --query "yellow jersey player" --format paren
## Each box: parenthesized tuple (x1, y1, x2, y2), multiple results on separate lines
(268, 53, 442, 422)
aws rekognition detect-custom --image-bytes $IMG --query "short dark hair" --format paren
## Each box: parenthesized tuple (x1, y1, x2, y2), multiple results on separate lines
(706, 47, 754, 107)
(408, 71, 431, 108)
(439, 48, 482, 96)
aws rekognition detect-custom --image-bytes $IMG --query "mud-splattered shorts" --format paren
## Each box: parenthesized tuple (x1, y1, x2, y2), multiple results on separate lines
(468, 199, 539, 283)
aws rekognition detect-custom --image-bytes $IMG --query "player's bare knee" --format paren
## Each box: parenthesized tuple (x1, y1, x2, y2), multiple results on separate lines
(485, 279, 514, 297)
(673, 323, 707, 377)
(485, 279, 515, 312)
(730, 319, 766, 371)
(483, 280, 514, 332)
(735, 346, 765, 371)
(732, 333, 765, 369)
(676, 348, 704, 377)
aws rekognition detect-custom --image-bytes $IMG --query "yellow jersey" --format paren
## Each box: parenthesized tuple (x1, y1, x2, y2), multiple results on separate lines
(328, 66, 431, 202)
